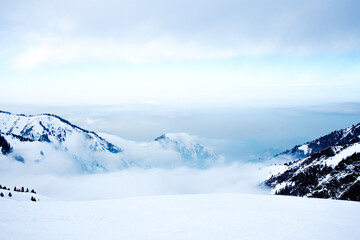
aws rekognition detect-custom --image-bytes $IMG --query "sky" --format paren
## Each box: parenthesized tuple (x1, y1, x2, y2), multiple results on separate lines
(1, 0, 360, 106)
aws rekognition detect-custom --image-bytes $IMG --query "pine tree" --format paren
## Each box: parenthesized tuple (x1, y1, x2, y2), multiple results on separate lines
(21, 187, 24, 192)
(26, 188, 29, 193)
(31, 196, 36, 202)
(0, 134, 11, 154)
(8, 192, 12, 197)
(14, 187, 17, 191)
(0, 192, 3, 197)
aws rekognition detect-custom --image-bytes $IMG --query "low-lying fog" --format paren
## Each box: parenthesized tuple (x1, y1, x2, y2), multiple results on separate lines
(0, 163, 278, 201)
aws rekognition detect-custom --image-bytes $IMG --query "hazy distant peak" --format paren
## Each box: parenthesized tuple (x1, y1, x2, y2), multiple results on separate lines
(154, 132, 223, 168)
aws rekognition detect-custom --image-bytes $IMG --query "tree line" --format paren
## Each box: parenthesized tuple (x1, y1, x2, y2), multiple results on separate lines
(0, 184, 38, 202)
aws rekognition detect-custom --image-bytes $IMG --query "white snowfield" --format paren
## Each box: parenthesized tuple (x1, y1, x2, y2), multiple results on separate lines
(0, 193, 359, 240)
(327, 142, 360, 166)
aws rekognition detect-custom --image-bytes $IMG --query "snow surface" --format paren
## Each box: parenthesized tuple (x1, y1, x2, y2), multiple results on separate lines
(298, 144, 309, 155)
(327, 142, 360, 166)
(0, 193, 359, 240)
(0, 188, 48, 202)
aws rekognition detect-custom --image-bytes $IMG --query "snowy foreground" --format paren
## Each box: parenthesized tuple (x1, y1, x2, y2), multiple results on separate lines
(1, 193, 359, 240)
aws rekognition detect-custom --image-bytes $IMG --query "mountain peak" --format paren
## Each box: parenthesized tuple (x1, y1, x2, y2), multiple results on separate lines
(0, 111, 127, 173)
(0, 111, 121, 153)
(154, 132, 223, 168)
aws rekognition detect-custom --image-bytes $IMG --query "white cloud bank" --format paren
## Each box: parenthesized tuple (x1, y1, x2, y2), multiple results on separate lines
(0, 163, 277, 201)
(11, 37, 238, 70)
(2, 0, 360, 69)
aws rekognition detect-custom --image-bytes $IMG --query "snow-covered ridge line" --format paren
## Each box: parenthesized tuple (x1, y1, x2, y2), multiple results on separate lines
(266, 122, 360, 201)
(0, 110, 130, 173)
(275, 122, 360, 159)
(266, 142, 360, 201)
(0, 111, 223, 172)
(0, 110, 110, 145)
(0, 110, 121, 153)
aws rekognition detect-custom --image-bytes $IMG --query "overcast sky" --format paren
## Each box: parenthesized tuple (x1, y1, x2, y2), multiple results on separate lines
(1, 0, 360, 106)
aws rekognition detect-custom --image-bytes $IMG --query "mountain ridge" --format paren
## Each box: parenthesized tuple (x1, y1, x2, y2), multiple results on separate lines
(0, 110, 127, 173)
(0, 111, 223, 172)
(274, 122, 360, 159)
(0, 110, 121, 153)
(266, 122, 360, 201)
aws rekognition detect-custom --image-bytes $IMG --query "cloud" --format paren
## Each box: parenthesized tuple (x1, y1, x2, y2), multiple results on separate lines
(0, 163, 272, 200)
(84, 118, 100, 125)
(11, 36, 238, 70)
(3, 0, 360, 69)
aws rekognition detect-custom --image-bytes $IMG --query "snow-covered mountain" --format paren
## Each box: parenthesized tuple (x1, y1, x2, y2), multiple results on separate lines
(154, 133, 224, 168)
(275, 123, 360, 159)
(265, 123, 360, 201)
(100, 132, 224, 168)
(0, 111, 121, 153)
(0, 111, 128, 173)
(0, 111, 223, 172)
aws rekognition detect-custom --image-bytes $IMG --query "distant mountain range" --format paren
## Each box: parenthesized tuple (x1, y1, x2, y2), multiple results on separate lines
(266, 123, 360, 201)
(2, 110, 359, 201)
(274, 123, 360, 159)
(0, 111, 222, 173)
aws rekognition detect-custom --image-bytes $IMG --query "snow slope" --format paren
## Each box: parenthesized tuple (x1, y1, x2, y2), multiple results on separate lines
(0, 111, 128, 173)
(0, 111, 121, 153)
(0, 193, 359, 240)
(266, 142, 360, 201)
